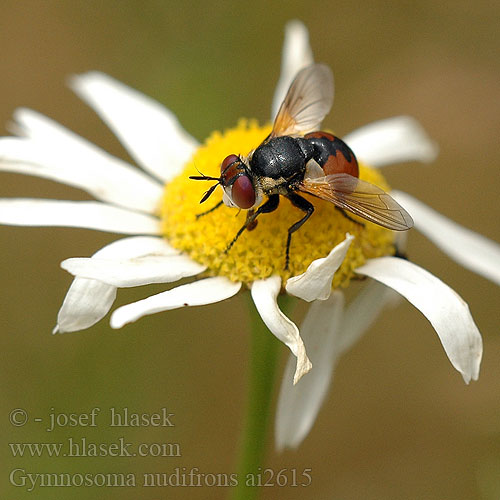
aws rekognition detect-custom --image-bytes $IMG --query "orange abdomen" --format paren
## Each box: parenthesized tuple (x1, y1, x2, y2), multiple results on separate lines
(304, 131, 359, 178)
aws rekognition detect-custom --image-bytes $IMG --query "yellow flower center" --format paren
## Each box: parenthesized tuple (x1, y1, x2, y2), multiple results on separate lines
(161, 119, 395, 287)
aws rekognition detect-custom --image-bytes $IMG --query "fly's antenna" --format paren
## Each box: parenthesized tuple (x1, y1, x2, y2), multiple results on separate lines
(189, 170, 222, 204)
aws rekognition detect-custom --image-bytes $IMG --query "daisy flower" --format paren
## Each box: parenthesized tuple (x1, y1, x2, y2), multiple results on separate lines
(0, 20, 498, 456)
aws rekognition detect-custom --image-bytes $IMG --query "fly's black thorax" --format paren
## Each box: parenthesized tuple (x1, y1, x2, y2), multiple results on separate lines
(250, 136, 314, 183)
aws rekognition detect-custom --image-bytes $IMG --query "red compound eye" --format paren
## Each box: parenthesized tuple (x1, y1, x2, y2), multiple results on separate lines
(221, 154, 239, 174)
(232, 175, 255, 209)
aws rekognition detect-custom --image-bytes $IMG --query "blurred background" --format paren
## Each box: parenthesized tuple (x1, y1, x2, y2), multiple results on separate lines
(1, 1, 499, 498)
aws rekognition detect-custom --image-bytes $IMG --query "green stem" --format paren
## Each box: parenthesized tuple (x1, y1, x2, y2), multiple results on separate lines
(232, 292, 293, 500)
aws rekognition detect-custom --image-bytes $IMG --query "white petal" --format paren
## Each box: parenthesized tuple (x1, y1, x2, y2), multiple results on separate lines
(61, 254, 206, 287)
(286, 234, 354, 301)
(6, 110, 163, 213)
(275, 291, 344, 450)
(251, 276, 311, 384)
(343, 116, 439, 167)
(0, 199, 160, 234)
(89, 235, 180, 259)
(69, 72, 198, 182)
(338, 279, 399, 354)
(53, 277, 117, 334)
(356, 256, 483, 383)
(276, 280, 397, 450)
(54, 236, 175, 333)
(271, 20, 314, 119)
(392, 190, 500, 286)
(110, 277, 241, 328)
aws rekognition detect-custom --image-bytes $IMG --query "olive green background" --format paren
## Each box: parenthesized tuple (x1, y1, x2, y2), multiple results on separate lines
(1, 1, 499, 499)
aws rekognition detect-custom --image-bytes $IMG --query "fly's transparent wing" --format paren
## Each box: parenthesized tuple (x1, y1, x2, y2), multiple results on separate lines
(299, 173, 414, 230)
(270, 64, 333, 139)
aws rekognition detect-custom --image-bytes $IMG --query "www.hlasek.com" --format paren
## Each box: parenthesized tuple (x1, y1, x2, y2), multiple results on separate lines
(10, 467, 313, 491)
(9, 437, 181, 458)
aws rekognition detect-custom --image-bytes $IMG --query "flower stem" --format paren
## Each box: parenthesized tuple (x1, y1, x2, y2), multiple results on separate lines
(232, 292, 292, 500)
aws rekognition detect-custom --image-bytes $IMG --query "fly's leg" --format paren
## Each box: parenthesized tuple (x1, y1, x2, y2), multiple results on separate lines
(245, 209, 258, 231)
(196, 200, 223, 219)
(335, 206, 364, 227)
(285, 193, 315, 270)
(225, 195, 280, 253)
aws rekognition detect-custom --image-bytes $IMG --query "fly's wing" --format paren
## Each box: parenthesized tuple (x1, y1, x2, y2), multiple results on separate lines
(299, 173, 414, 230)
(270, 64, 334, 139)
